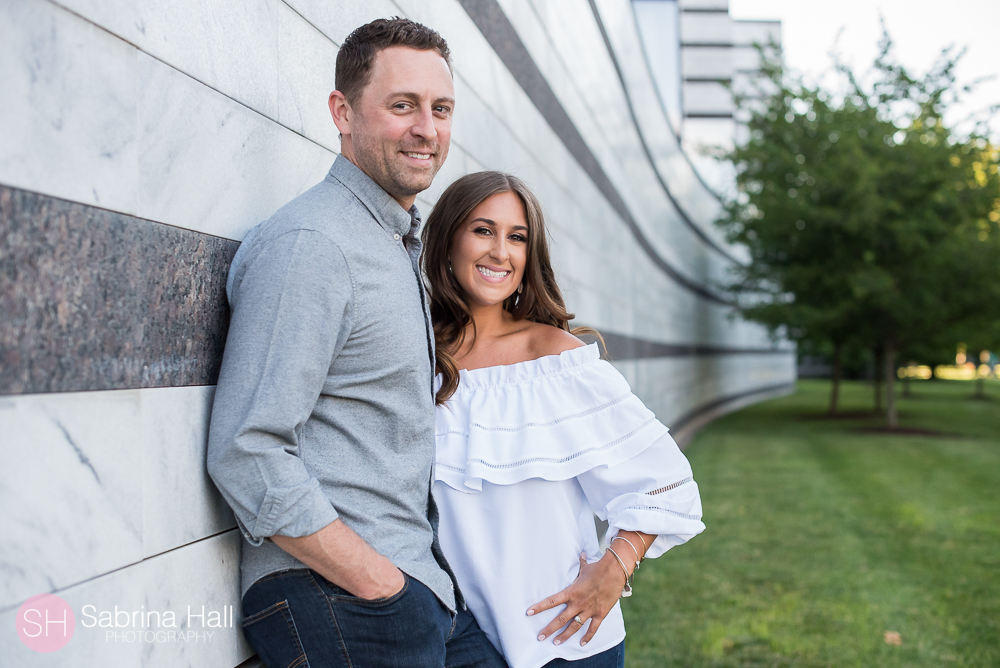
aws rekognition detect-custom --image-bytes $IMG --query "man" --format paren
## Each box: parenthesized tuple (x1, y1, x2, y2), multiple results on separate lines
(207, 18, 506, 668)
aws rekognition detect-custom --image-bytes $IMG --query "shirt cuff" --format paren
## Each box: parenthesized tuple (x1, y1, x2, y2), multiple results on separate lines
(242, 477, 340, 545)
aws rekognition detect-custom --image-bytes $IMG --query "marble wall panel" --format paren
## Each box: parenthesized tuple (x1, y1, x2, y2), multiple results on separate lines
(136, 53, 334, 242)
(0, 390, 143, 610)
(0, 186, 236, 395)
(0, 531, 252, 668)
(283, 0, 405, 45)
(48, 0, 143, 45)
(619, 353, 795, 430)
(141, 386, 235, 559)
(0, 0, 137, 214)
(54, 0, 283, 122)
(134, 0, 280, 120)
(275, 2, 341, 152)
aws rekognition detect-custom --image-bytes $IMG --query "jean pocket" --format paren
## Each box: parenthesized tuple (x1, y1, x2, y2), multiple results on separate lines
(241, 600, 309, 668)
(326, 572, 410, 608)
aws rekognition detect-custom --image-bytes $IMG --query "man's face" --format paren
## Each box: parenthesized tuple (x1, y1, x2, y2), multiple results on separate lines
(339, 46, 455, 208)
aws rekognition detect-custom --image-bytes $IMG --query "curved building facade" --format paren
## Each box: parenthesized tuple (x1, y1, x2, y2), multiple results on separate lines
(0, 0, 794, 665)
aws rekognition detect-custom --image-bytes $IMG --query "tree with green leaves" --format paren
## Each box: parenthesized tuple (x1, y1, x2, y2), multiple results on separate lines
(718, 32, 1000, 427)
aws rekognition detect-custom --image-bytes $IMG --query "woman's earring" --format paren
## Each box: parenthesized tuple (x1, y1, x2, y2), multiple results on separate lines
(517, 282, 523, 294)
(447, 262, 453, 274)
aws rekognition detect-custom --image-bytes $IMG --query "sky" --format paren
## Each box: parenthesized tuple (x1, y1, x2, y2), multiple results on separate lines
(728, 0, 1000, 138)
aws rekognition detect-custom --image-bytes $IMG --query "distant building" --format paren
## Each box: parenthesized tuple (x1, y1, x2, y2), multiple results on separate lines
(634, 0, 782, 195)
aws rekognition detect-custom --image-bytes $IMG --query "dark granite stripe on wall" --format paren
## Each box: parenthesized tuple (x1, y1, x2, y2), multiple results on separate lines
(0, 185, 237, 395)
(0, 186, 787, 396)
(599, 331, 793, 361)
(456, 0, 731, 306)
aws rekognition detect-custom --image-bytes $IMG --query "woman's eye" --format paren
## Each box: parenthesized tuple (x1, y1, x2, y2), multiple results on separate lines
(511, 234, 527, 242)
(474, 227, 492, 235)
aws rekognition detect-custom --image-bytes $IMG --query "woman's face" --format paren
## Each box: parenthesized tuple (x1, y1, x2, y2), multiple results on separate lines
(449, 191, 529, 310)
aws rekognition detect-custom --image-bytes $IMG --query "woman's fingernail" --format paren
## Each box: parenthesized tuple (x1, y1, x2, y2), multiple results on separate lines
(526, 609, 534, 616)
(581, 641, 588, 646)
(553, 639, 562, 646)
(538, 634, 546, 641)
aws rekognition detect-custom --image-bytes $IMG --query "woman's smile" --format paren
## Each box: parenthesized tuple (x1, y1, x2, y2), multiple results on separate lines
(450, 191, 528, 308)
(476, 265, 511, 281)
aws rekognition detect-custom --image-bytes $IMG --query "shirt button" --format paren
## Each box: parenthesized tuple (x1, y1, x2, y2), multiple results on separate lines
(393, 233, 401, 241)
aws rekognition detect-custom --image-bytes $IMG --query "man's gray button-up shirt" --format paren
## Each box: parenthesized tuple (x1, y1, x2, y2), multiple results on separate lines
(207, 156, 456, 611)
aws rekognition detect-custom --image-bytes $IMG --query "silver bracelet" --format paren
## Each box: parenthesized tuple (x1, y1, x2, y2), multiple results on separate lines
(612, 534, 640, 572)
(606, 547, 633, 598)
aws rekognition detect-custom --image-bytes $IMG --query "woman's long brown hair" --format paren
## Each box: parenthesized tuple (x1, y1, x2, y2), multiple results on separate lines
(421, 171, 602, 405)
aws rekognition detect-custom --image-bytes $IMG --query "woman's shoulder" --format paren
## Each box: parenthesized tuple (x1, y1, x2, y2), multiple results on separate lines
(522, 322, 586, 360)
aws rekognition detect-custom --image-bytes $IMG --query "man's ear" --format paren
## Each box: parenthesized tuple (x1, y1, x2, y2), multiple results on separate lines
(329, 90, 352, 137)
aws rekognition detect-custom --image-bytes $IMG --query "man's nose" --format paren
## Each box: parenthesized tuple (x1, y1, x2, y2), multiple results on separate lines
(411, 106, 437, 141)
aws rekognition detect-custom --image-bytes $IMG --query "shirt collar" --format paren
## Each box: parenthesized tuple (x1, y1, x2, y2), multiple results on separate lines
(328, 155, 415, 239)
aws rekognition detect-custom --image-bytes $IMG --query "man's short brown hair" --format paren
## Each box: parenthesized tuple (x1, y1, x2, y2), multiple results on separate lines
(336, 17, 452, 104)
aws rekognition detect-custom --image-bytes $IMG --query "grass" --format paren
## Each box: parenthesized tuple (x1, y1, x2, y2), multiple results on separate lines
(622, 379, 1000, 667)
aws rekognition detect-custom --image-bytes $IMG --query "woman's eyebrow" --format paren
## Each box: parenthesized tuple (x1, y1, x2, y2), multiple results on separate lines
(470, 218, 528, 232)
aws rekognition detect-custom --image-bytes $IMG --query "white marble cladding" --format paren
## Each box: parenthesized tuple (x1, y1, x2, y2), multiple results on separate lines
(614, 353, 797, 430)
(0, 532, 252, 668)
(136, 52, 334, 241)
(0, 386, 234, 612)
(0, 0, 335, 242)
(0, 0, 138, 214)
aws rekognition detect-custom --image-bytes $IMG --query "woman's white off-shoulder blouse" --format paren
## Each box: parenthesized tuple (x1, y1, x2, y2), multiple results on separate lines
(433, 344, 705, 668)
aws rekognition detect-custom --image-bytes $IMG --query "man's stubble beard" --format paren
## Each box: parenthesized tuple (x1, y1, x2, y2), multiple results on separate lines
(353, 132, 447, 202)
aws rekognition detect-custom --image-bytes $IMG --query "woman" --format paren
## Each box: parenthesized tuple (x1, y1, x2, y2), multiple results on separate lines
(422, 172, 705, 668)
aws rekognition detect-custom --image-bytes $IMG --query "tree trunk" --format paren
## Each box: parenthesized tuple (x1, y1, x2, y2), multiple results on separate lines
(885, 340, 898, 429)
(829, 341, 843, 415)
(873, 347, 883, 414)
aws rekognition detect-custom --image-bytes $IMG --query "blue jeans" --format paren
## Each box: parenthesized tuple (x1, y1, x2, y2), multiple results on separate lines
(542, 641, 625, 668)
(241, 568, 507, 668)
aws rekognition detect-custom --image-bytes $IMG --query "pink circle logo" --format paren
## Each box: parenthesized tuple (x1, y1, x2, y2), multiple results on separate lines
(16, 594, 75, 653)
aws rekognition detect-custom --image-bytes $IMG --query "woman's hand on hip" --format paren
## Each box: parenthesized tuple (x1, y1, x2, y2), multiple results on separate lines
(526, 551, 627, 647)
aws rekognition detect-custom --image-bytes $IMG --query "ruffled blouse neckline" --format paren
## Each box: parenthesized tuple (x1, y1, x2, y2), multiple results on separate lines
(452, 343, 600, 392)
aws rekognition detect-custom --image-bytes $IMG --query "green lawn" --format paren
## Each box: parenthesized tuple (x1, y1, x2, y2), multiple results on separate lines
(622, 379, 1000, 667)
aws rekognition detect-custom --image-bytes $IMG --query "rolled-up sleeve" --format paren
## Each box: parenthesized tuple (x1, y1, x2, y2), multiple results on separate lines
(207, 229, 352, 545)
(577, 431, 706, 559)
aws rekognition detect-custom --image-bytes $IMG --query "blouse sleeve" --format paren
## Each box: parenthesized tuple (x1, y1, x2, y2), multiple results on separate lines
(576, 430, 705, 559)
